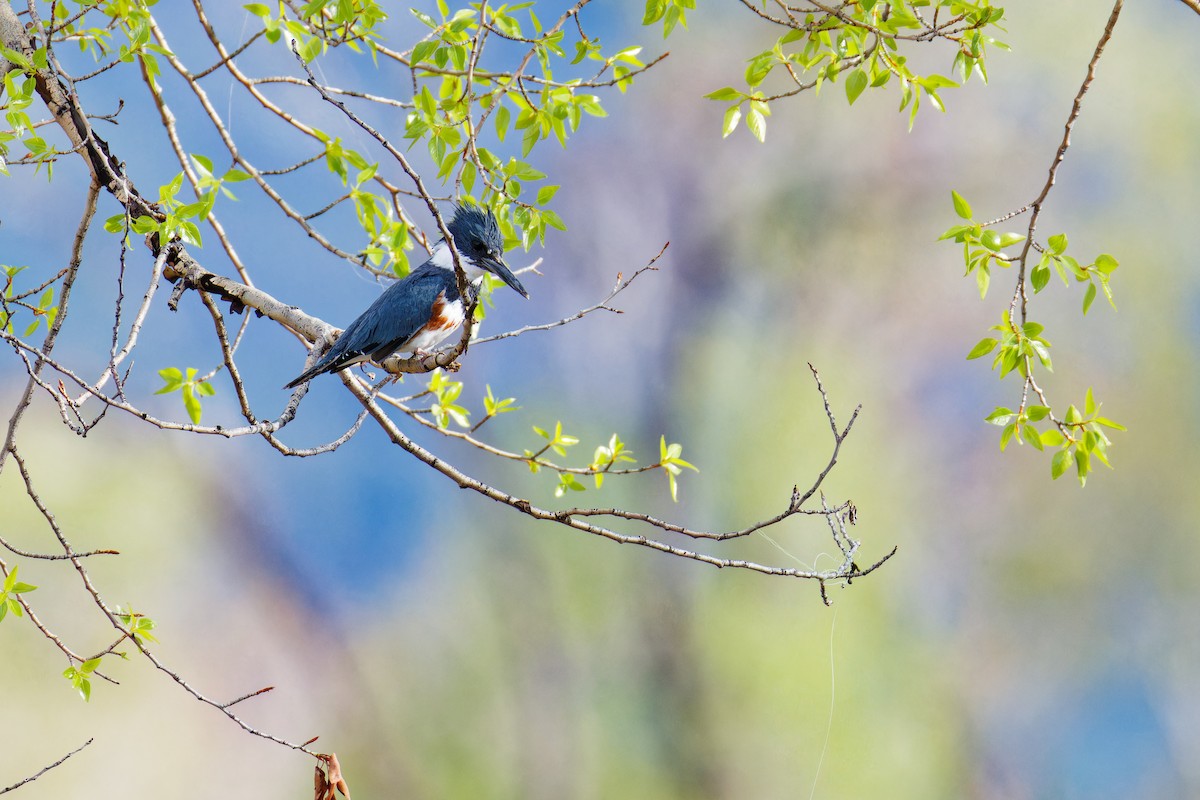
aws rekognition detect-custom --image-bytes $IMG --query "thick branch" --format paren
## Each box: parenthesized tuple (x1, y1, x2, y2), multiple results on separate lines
(0, 3, 155, 219)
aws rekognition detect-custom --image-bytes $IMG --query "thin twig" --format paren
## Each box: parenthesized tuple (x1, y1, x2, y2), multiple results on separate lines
(1009, 0, 1124, 326)
(0, 739, 93, 795)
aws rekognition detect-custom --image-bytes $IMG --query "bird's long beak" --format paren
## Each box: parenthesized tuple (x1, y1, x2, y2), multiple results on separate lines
(486, 256, 529, 298)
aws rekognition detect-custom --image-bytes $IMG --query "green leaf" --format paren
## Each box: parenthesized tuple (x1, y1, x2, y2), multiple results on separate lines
(938, 223, 972, 242)
(845, 69, 868, 105)
(721, 105, 741, 138)
(182, 385, 202, 424)
(704, 86, 742, 102)
(951, 190, 972, 220)
(745, 107, 766, 143)
(554, 473, 587, 498)
(3, 566, 22, 592)
(1075, 447, 1089, 486)
(1050, 448, 1070, 479)
(999, 421, 1015, 451)
(191, 153, 214, 174)
(984, 407, 1014, 426)
(976, 261, 990, 299)
(1082, 282, 1097, 315)
(966, 337, 998, 360)
(1095, 253, 1119, 274)
(299, 36, 322, 64)
(156, 367, 183, 393)
(1029, 339, 1052, 370)
(662, 4, 684, 37)
(642, 0, 666, 25)
(1040, 429, 1065, 447)
(744, 53, 773, 87)
(131, 216, 157, 234)
(1048, 233, 1067, 255)
(919, 74, 959, 90)
(494, 104, 511, 141)
(1024, 424, 1043, 450)
(1030, 263, 1050, 293)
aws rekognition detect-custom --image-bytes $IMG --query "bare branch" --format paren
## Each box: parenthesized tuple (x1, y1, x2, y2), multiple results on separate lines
(0, 178, 98, 471)
(0, 739, 93, 795)
(474, 246, 666, 345)
(1008, 0, 1124, 327)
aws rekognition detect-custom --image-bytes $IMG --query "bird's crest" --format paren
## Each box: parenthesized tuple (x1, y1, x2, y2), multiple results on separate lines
(446, 203, 502, 251)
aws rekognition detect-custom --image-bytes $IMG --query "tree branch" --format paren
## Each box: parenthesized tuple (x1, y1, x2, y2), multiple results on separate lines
(1008, 0, 1124, 327)
(343, 364, 889, 585)
(0, 739, 93, 795)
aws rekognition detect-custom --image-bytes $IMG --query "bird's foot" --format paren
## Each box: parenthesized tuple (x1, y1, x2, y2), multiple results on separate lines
(413, 348, 461, 372)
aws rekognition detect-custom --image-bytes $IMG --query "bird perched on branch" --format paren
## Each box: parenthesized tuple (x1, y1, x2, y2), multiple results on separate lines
(284, 204, 528, 389)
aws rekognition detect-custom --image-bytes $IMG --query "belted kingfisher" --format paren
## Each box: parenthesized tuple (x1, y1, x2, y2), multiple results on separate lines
(284, 204, 527, 389)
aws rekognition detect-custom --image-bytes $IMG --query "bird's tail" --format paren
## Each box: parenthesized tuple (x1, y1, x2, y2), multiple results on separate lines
(283, 361, 327, 389)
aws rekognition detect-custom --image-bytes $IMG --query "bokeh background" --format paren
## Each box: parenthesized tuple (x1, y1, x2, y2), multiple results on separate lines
(3, 1, 1200, 797)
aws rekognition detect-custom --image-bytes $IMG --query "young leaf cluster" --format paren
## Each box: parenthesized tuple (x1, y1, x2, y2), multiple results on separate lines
(939, 190, 1025, 300)
(62, 657, 101, 702)
(1, 265, 59, 337)
(60, 605, 157, 702)
(116, 605, 158, 645)
(1032, 233, 1119, 316)
(0, 564, 36, 623)
(246, 0, 388, 57)
(947, 191, 1125, 486)
(705, 0, 1007, 140)
(967, 313, 1051, 379)
(642, 0, 694, 39)
(48, 0, 171, 88)
(659, 435, 698, 502)
(396, 0, 633, 247)
(427, 368, 471, 429)
(410, 373, 699, 501)
(1, 49, 57, 176)
(589, 432, 635, 489)
(155, 366, 217, 425)
(984, 388, 1125, 487)
(102, 171, 221, 248)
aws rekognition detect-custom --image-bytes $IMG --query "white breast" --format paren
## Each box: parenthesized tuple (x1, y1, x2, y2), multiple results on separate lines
(399, 292, 466, 355)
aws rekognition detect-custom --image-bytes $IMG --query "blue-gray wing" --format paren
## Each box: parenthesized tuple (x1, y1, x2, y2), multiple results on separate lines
(284, 266, 455, 388)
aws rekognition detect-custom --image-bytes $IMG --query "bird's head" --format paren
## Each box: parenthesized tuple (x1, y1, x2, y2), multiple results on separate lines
(446, 204, 528, 298)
